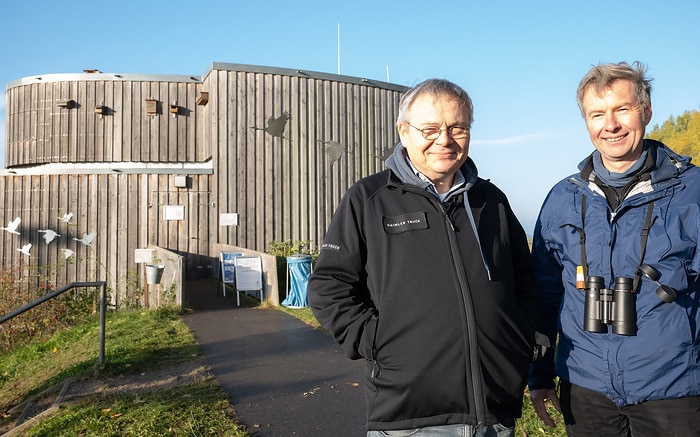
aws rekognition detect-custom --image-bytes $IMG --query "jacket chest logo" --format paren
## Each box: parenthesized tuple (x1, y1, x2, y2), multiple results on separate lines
(382, 212, 428, 234)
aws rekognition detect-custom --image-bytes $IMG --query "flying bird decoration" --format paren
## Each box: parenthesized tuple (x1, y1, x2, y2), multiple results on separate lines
(38, 229, 61, 244)
(17, 243, 32, 256)
(62, 248, 74, 259)
(318, 140, 353, 163)
(73, 231, 97, 246)
(1, 217, 21, 235)
(252, 111, 291, 140)
(58, 212, 74, 224)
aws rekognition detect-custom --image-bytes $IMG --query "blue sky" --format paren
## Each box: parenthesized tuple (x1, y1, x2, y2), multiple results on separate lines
(2, 0, 699, 233)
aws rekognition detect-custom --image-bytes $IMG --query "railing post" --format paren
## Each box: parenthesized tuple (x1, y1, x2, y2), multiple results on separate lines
(99, 282, 107, 368)
(0, 281, 108, 368)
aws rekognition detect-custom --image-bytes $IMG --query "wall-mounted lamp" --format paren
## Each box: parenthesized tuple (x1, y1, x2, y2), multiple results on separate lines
(95, 104, 106, 118)
(56, 99, 76, 109)
(169, 102, 179, 117)
(196, 92, 209, 106)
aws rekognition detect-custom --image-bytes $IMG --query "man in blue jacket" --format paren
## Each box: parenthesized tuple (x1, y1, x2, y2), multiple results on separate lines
(309, 79, 540, 436)
(528, 61, 700, 435)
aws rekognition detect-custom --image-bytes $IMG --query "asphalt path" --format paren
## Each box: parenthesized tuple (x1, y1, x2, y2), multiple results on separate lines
(183, 280, 366, 436)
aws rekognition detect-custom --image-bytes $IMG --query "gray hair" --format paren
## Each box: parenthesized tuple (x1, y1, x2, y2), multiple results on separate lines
(576, 61, 653, 117)
(397, 78, 474, 128)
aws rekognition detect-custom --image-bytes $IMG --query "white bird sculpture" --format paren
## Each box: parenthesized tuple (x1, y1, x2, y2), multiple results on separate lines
(1, 217, 21, 235)
(73, 231, 97, 246)
(62, 248, 74, 259)
(38, 229, 61, 244)
(17, 243, 31, 256)
(58, 212, 74, 224)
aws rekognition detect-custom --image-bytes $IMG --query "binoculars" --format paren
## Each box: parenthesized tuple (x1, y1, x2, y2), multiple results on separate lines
(584, 276, 636, 335)
(583, 265, 677, 336)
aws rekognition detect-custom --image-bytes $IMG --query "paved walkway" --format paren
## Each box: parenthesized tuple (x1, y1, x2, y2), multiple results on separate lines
(182, 280, 366, 437)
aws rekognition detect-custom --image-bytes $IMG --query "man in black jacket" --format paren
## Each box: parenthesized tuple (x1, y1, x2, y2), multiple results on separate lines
(308, 78, 540, 437)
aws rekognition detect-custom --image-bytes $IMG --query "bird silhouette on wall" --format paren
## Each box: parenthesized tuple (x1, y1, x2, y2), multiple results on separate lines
(252, 111, 291, 141)
(38, 229, 61, 244)
(58, 212, 73, 224)
(62, 248, 74, 259)
(317, 140, 353, 163)
(1, 217, 21, 235)
(74, 231, 97, 246)
(17, 243, 32, 256)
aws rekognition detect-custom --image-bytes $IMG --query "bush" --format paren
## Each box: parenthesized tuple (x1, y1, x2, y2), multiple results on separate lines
(0, 264, 99, 353)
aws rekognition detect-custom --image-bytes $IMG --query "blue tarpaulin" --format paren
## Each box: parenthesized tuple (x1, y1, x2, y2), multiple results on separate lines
(282, 254, 313, 308)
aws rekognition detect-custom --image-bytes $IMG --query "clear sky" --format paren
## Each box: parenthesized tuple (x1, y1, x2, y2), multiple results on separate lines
(2, 0, 699, 234)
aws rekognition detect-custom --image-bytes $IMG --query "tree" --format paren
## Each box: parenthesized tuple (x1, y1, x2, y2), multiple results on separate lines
(647, 109, 700, 162)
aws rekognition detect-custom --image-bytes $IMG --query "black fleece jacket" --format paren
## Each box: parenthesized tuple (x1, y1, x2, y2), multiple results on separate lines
(308, 144, 540, 431)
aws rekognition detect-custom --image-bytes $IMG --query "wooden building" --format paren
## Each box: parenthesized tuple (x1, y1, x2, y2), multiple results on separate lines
(1, 63, 407, 306)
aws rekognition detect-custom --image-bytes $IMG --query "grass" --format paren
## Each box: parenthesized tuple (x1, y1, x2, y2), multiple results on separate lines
(0, 301, 565, 436)
(0, 307, 248, 436)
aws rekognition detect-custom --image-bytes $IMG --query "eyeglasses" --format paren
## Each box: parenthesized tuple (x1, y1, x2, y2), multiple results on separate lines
(406, 122, 470, 140)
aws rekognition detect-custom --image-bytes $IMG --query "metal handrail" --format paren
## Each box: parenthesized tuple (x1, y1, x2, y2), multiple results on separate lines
(0, 281, 108, 367)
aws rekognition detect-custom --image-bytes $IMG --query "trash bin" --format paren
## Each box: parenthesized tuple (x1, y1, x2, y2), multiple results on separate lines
(283, 254, 313, 308)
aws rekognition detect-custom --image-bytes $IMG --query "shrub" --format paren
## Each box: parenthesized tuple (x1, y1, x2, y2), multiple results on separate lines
(0, 263, 99, 353)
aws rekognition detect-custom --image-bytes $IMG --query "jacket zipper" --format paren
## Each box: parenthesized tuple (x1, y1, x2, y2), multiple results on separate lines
(441, 202, 486, 425)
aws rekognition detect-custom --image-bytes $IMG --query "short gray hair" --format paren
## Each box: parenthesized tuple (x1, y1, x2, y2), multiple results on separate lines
(397, 78, 474, 128)
(576, 61, 653, 117)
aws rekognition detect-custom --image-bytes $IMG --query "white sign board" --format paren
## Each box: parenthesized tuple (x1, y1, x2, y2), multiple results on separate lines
(163, 205, 185, 221)
(235, 256, 263, 292)
(220, 213, 239, 226)
(134, 248, 155, 264)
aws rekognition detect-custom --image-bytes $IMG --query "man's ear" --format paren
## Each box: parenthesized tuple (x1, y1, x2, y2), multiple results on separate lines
(643, 105, 653, 125)
(397, 123, 409, 141)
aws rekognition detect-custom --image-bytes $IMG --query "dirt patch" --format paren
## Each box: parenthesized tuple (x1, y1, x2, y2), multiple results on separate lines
(63, 357, 211, 401)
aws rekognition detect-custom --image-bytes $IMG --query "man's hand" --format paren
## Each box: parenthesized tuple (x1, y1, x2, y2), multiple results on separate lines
(529, 388, 562, 428)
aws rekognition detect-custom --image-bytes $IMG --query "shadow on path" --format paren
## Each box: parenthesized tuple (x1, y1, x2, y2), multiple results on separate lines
(183, 280, 366, 437)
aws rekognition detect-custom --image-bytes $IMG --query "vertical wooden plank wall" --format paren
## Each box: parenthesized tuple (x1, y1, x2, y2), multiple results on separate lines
(210, 66, 405, 254)
(2, 65, 405, 305)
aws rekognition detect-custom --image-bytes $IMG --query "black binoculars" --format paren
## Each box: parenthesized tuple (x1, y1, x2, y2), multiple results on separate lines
(583, 266, 677, 336)
(583, 276, 636, 335)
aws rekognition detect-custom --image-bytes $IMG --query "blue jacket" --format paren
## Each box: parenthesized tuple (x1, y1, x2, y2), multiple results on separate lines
(529, 139, 700, 406)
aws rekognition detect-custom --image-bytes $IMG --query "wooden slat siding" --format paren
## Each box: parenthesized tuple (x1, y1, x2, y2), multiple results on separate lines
(38, 172, 50, 269)
(40, 84, 51, 162)
(0, 177, 6, 269)
(253, 71, 266, 250)
(104, 80, 115, 162)
(131, 82, 142, 162)
(126, 173, 139, 288)
(216, 69, 230, 247)
(292, 74, 305, 246)
(3, 177, 15, 267)
(139, 173, 151, 292)
(27, 84, 36, 164)
(18, 84, 28, 164)
(242, 72, 257, 248)
(299, 77, 311, 246)
(112, 81, 123, 162)
(143, 82, 155, 162)
(159, 81, 169, 163)
(106, 173, 117, 298)
(182, 81, 191, 162)
(167, 82, 178, 162)
(80, 80, 92, 162)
